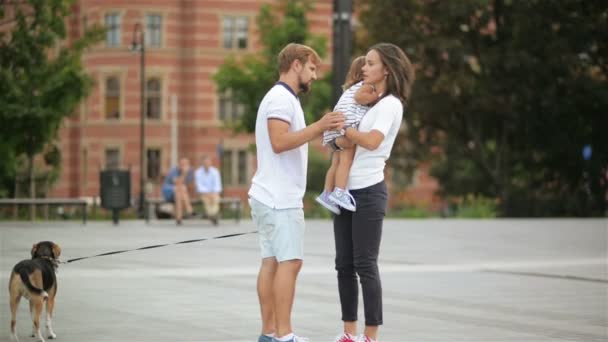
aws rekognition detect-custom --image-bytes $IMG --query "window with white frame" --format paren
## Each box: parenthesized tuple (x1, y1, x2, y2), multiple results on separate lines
(222, 16, 248, 49)
(237, 150, 248, 185)
(105, 13, 121, 47)
(218, 90, 245, 123)
(105, 148, 120, 170)
(220, 149, 249, 186)
(146, 78, 161, 119)
(145, 14, 162, 47)
(146, 148, 161, 181)
(105, 76, 120, 119)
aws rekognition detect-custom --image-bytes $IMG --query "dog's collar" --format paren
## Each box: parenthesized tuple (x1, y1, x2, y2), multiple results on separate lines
(39, 256, 60, 269)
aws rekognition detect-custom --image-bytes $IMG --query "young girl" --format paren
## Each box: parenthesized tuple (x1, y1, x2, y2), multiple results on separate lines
(316, 56, 379, 214)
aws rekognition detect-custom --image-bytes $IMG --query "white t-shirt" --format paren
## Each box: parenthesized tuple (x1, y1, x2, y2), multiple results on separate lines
(348, 95, 403, 190)
(248, 83, 308, 209)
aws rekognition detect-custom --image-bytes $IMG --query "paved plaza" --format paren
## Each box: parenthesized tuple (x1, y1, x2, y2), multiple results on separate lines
(0, 218, 606, 342)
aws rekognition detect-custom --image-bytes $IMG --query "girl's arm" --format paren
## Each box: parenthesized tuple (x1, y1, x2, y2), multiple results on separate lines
(354, 84, 378, 105)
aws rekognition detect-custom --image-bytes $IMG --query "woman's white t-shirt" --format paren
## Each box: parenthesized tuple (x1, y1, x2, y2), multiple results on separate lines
(348, 94, 403, 190)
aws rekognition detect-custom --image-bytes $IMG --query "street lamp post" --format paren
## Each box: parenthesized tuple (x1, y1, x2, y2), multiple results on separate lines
(131, 23, 146, 217)
(332, 0, 353, 104)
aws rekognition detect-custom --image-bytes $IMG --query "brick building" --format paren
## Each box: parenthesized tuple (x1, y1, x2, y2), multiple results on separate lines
(49, 0, 439, 210)
(50, 0, 333, 203)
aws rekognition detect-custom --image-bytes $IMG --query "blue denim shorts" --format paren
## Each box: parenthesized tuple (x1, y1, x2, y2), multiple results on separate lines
(249, 197, 305, 262)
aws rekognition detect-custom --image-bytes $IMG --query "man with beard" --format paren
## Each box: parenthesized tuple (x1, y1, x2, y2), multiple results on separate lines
(249, 43, 345, 342)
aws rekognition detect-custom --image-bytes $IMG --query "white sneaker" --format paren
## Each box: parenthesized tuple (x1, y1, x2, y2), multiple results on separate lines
(328, 188, 357, 212)
(316, 191, 341, 215)
(271, 334, 309, 342)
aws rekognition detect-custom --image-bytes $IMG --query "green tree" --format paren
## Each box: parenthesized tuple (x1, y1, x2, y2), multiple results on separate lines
(0, 0, 104, 199)
(359, 0, 607, 216)
(214, 0, 331, 133)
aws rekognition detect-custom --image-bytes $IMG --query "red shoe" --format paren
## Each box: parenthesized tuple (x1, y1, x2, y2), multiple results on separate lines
(334, 332, 356, 342)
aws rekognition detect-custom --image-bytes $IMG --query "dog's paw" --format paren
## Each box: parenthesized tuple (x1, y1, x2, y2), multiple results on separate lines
(47, 332, 57, 339)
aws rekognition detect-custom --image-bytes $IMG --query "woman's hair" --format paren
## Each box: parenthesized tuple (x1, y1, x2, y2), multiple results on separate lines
(278, 43, 321, 74)
(343, 55, 366, 89)
(368, 43, 415, 104)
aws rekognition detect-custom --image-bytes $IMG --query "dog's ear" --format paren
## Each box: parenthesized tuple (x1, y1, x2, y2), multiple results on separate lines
(52, 244, 61, 259)
(31, 243, 39, 258)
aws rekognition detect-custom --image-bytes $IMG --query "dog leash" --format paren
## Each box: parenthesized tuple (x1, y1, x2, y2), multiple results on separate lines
(61, 230, 258, 264)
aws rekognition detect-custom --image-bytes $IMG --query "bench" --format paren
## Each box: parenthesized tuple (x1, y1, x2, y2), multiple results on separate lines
(0, 198, 88, 224)
(144, 197, 242, 224)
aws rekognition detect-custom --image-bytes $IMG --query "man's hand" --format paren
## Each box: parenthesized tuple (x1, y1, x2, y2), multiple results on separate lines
(317, 111, 345, 131)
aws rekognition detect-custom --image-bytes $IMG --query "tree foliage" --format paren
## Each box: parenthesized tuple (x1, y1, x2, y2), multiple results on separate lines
(214, 0, 331, 132)
(359, 0, 607, 216)
(0, 0, 104, 197)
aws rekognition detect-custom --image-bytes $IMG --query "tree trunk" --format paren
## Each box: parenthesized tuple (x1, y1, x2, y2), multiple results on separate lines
(28, 153, 36, 221)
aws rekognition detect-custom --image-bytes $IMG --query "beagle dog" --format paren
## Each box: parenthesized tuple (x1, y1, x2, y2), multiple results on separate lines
(9, 241, 61, 342)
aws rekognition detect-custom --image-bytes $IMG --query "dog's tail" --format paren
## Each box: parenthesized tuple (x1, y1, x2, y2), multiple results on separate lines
(16, 268, 48, 299)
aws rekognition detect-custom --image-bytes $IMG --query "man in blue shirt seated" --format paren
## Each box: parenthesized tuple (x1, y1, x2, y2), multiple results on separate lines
(161, 157, 194, 225)
(194, 155, 222, 225)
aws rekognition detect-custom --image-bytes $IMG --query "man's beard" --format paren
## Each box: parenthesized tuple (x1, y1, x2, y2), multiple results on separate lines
(298, 75, 311, 93)
(299, 81, 310, 93)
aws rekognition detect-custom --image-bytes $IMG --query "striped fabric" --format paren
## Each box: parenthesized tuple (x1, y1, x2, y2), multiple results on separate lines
(323, 81, 370, 146)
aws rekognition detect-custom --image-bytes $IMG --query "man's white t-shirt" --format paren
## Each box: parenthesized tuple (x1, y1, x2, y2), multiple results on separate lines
(249, 83, 308, 209)
(348, 94, 403, 190)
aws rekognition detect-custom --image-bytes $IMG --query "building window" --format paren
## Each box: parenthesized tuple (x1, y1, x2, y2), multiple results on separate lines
(145, 14, 162, 47)
(218, 90, 245, 123)
(221, 149, 249, 186)
(105, 77, 120, 119)
(146, 78, 161, 119)
(105, 148, 120, 170)
(105, 13, 121, 47)
(238, 150, 247, 185)
(221, 150, 233, 185)
(222, 16, 248, 49)
(146, 148, 161, 181)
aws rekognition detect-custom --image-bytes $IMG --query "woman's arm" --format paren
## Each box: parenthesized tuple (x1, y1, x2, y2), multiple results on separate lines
(343, 127, 384, 151)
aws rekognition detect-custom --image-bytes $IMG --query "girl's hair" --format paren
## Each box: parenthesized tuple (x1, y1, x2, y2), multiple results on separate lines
(368, 43, 415, 104)
(343, 55, 366, 89)
(278, 43, 321, 74)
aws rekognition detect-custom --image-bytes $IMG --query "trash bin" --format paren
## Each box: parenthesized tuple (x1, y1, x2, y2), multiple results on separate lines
(100, 169, 131, 224)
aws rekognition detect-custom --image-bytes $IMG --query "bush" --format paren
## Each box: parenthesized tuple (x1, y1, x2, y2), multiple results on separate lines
(388, 206, 436, 218)
(453, 195, 497, 218)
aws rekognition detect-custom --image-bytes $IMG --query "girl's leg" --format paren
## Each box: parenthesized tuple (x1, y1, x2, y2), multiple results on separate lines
(324, 152, 340, 193)
(334, 147, 355, 190)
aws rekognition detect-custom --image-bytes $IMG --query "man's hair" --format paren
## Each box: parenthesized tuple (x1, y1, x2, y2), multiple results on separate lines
(368, 43, 416, 104)
(278, 43, 321, 74)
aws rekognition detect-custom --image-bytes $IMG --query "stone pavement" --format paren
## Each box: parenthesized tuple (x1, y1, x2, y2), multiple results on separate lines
(0, 218, 606, 342)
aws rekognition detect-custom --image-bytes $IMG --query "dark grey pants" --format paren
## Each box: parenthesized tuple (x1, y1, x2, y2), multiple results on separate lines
(333, 181, 387, 326)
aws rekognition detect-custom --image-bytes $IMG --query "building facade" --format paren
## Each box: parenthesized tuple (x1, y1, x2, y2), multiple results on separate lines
(51, 0, 333, 202)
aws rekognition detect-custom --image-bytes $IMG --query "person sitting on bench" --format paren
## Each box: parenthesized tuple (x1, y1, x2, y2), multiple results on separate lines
(161, 157, 194, 225)
(194, 154, 222, 225)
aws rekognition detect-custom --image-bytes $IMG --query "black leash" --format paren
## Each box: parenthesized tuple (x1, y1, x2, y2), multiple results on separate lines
(61, 230, 258, 264)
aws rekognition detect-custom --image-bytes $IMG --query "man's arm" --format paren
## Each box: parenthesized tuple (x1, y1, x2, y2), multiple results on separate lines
(268, 111, 344, 154)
